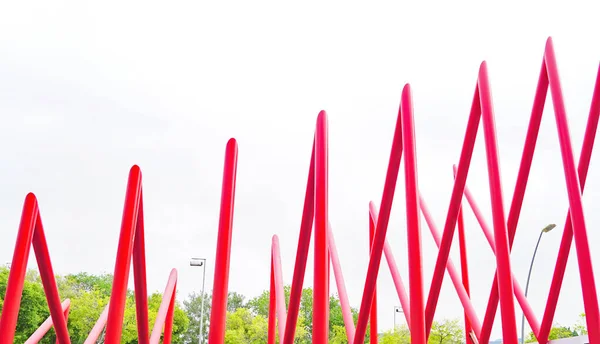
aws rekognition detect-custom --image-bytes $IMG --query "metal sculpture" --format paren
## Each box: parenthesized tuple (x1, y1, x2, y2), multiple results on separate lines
(0, 37, 598, 343)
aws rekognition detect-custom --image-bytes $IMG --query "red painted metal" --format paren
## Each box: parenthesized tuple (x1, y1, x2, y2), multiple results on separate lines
(0, 194, 71, 343)
(369, 214, 378, 344)
(1, 37, 598, 343)
(150, 269, 178, 344)
(208, 138, 239, 344)
(25, 299, 71, 344)
(314, 110, 330, 344)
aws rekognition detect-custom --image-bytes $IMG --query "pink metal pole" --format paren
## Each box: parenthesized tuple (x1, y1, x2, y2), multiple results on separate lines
(268, 255, 277, 344)
(544, 38, 600, 341)
(208, 138, 239, 344)
(371, 202, 411, 328)
(539, 63, 600, 343)
(150, 269, 178, 344)
(105, 166, 144, 343)
(400, 84, 426, 343)
(479, 62, 518, 343)
(272, 235, 287, 343)
(328, 224, 356, 343)
(424, 82, 481, 336)
(84, 306, 109, 344)
(419, 195, 482, 339)
(314, 110, 329, 344)
(282, 140, 315, 344)
(0, 193, 71, 344)
(369, 214, 378, 344)
(354, 90, 404, 344)
(25, 299, 71, 344)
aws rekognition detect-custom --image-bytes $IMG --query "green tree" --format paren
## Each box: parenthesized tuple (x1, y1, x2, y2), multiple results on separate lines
(526, 325, 579, 342)
(429, 318, 464, 344)
(182, 291, 211, 344)
(574, 313, 588, 335)
(0, 266, 51, 343)
(379, 325, 411, 344)
(224, 308, 269, 343)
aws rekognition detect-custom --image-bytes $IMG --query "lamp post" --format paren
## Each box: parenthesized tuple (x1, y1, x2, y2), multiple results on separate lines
(393, 306, 403, 332)
(520, 224, 556, 344)
(190, 258, 207, 344)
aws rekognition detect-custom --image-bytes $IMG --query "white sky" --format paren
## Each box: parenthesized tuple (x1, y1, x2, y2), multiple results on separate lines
(1, 0, 599, 340)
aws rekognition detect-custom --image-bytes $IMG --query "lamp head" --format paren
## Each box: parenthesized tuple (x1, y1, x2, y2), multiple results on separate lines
(190, 258, 205, 267)
(542, 224, 556, 233)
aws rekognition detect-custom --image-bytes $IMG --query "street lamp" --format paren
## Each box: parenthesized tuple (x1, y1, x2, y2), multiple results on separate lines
(520, 224, 556, 344)
(393, 306, 403, 332)
(190, 258, 207, 344)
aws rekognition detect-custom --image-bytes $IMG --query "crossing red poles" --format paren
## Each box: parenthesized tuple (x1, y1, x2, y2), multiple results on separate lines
(25, 299, 71, 344)
(0, 194, 71, 344)
(424, 79, 481, 338)
(105, 166, 148, 344)
(208, 138, 239, 344)
(539, 64, 600, 343)
(354, 89, 404, 344)
(150, 269, 178, 344)
(268, 254, 277, 344)
(400, 84, 426, 343)
(272, 236, 287, 342)
(314, 110, 330, 344)
(328, 224, 356, 342)
(476, 43, 549, 342)
(545, 38, 600, 342)
(371, 202, 411, 329)
(282, 140, 315, 344)
(459, 174, 540, 336)
(368, 211, 378, 344)
(455, 191, 472, 343)
(479, 62, 518, 343)
(418, 195, 481, 339)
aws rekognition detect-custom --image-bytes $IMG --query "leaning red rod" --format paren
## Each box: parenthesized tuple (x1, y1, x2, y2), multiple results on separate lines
(149, 269, 178, 344)
(25, 299, 71, 344)
(0, 194, 71, 343)
(208, 138, 239, 344)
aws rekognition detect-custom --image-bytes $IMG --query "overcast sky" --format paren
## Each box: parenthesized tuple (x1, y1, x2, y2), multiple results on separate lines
(1, 0, 599, 339)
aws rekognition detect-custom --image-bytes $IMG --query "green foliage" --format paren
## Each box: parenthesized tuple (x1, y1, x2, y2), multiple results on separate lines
(574, 313, 588, 335)
(429, 318, 464, 344)
(379, 325, 411, 344)
(526, 325, 579, 342)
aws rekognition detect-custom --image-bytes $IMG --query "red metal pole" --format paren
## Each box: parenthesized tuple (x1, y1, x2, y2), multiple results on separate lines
(268, 255, 277, 344)
(314, 110, 329, 344)
(282, 140, 315, 344)
(456, 196, 472, 343)
(424, 83, 481, 336)
(400, 85, 426, 343)
(272, 235, 287, 342)
(133, 194, 149, 344)
(479, 62, 518, 343)
(163, 286, 176, 344)
(544, 38, 600, 341)
(208, 138, 239, 344)
(354, 91, 404, 344)
(538, 64, 600, 343)
(84, 306, 109, 344)
(328, 224, 356, 342)
(419, 195, 481, 339)
(105, 166, 143, 343)
(25, 299, 71, 344)
(369, 212, 378, 344)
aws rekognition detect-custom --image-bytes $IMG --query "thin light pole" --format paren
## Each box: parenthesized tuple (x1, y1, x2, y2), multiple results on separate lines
(520, 224, 556, 344)
(191, 258, 207, 344)
(393, 306, 403, 332)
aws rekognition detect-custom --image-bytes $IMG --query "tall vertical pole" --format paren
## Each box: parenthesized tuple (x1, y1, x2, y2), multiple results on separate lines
(208, 139, 239, 344)
(313, 110, 329, 344)
(199, 259, 207, 344)
(369, 213, 378, 344)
